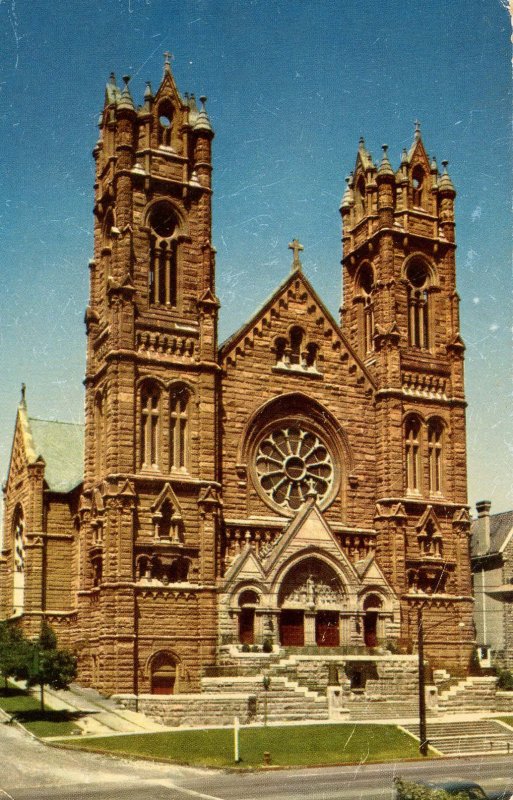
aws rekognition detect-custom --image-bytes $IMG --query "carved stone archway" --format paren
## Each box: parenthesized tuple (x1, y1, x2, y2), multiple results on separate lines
(277, 557, 345, 647)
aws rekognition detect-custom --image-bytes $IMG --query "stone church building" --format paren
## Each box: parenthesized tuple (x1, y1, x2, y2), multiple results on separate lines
(1, 59, 474, 697)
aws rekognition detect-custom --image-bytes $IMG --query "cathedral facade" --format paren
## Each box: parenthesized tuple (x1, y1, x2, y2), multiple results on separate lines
(1, 60, 474, 696)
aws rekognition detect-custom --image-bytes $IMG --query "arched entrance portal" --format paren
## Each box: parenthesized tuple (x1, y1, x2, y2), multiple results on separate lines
(363, 594, 383, 647)
(278, 557, 344, 647)
(150, 653, 176, 695)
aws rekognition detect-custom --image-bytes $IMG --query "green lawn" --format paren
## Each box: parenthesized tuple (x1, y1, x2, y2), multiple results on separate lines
(0, 686, 82, 738)
(498, 717, 513, 728)
(64, 723, 429, 768)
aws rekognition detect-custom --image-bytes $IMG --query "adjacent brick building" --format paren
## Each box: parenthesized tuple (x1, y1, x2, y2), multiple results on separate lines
(472, 501, 513, 669)
(1, 60, 474, 696)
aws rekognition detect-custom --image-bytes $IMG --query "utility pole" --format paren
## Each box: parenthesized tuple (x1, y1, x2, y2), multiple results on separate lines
(418, 605, 428, 757)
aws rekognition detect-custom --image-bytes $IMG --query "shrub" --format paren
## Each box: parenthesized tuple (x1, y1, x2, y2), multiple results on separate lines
(497, 668, 513, 691)
(241, 643, 250, 653)
(393, 777, 472, 800)
(262, 638, 273, 653)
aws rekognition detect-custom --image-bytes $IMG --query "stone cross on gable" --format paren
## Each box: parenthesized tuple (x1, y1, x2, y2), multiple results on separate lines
(288, 238, 304, 272)
(163, 51, 174, 74)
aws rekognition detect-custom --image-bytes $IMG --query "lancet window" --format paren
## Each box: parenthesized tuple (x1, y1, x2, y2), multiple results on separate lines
(419, 519, 442, 558)
(140, 383, 161, 469)
(355, 176, 366, 221)
(357, 263, 375, 354)
(94, 390, 106, 475)
(170, 385, 190, 471)
(91, 556, 103, 587)
(427, 418, 444, 494)
(274, 328, 319, 372)
(149, 202, 178, 308)
(289, 327, 303, 366)
(12, 505, 25, 615)
(404, 416, 422, 493)
(406, 259, 431, 349)
(412, 165, 425, 208)
(158, 101, 174, 147)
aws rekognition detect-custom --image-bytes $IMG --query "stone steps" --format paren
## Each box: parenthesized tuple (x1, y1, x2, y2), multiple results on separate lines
(345, 702, 420, 720)
(438, 676, 498, 712)
(201, 675, 329, 722)
(402, 719, 513, 755)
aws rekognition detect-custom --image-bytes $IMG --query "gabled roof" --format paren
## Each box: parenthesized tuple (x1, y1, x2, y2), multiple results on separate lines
(28, 418, 84, 493)
(471, 510, 513, 557)
(219, 267, 376, 389)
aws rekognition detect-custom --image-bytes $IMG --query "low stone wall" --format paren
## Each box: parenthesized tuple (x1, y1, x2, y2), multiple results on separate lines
(113, 692, 256, 727)
(494, 691, 513, 713)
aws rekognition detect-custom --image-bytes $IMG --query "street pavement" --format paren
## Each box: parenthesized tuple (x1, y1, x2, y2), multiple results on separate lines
(0, 719, 512, 800)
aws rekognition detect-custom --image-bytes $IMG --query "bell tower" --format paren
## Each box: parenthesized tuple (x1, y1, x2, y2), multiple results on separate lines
(340, 125, 473, 672)
(78, 56, 220, 695)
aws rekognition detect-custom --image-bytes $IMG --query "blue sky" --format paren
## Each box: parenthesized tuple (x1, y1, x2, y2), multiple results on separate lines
(0, 0, 511, 514)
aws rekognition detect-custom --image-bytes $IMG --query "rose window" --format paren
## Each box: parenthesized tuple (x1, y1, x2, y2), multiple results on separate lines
(255, 426, 334, 511)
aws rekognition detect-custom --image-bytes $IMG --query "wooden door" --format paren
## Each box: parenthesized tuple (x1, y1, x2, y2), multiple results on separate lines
(239, 608, 255, 644)
(279, 610, 304, 646)
(316, 611, 340, 646)
(151, 673, 175, 694)
(364, 611, 378, 647)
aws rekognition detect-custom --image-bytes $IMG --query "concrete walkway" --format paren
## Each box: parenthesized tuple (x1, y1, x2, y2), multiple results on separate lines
(14, 680, 167, 737)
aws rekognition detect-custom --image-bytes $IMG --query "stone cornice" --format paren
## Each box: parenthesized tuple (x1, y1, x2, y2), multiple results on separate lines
(343, 225, 456, 261)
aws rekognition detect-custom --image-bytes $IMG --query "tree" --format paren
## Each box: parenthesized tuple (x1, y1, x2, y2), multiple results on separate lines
(26, 622, 77, 711)
(0, 621, 32, 688)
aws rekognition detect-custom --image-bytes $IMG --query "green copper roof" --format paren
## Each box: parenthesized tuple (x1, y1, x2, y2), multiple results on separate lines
(28, 418, 84, 493)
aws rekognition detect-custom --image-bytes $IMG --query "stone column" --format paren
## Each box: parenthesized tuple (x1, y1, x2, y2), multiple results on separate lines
(340, 613, 352, 646)
(304, 611, 316, 646)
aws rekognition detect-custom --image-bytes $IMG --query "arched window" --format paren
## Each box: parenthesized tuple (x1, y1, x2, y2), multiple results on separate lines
(289, 327, 304, 366)
(158, 101, 174, 147)
(140, 383, 160, 469)
(406, 259, 431, 349)
(355, 176, 366, 220)
(170, 385, 190, 471)
(412, 165, 425, 208)
(12, 505, 25, 615)
(405, 416, 422, 493)
(148, 202, 178, 307)
(427, 418, 444, 494)
(358, 263, 375, 354)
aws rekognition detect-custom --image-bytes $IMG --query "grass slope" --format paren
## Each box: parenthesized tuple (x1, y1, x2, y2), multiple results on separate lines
(65, 723, 426, 767)
(0, 686, 81, 737)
